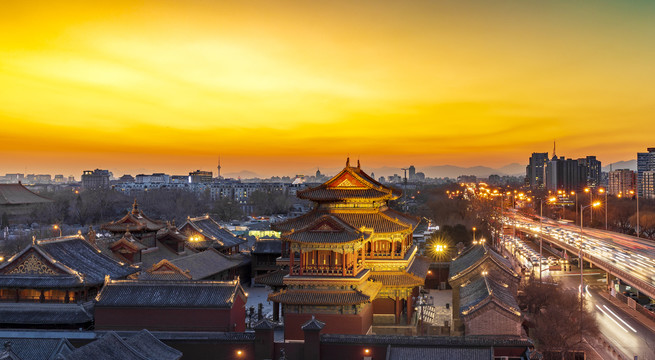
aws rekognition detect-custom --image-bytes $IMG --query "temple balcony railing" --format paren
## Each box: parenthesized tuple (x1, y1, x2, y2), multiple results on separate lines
(290, 265, 362, 277)
(366, 252, 404, 260)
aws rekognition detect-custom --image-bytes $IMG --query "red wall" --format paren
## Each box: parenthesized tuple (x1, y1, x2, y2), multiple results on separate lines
(284, 303, 373, 340)
(372, 297, 395, 314)
(230, 295, 247, 332)
(321, 343, 388, 360)
(95, 307, 241, 332)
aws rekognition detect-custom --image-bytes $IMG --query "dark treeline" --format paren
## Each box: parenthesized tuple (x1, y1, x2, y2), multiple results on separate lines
(20, 188, 294, 227)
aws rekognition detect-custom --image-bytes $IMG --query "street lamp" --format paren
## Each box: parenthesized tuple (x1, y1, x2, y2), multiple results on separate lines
(584, 187, 591, 223)
(579, 202, 600, 313)
(571, 191, 577, 225)
(53, 224, 62, 237)
(472, 227, 477, 243)
(598, 188, 607, 230)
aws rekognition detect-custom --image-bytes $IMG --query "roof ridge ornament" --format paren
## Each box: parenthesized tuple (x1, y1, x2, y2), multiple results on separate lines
(346, 157, 350, 167)
(132, 198, 139, 215)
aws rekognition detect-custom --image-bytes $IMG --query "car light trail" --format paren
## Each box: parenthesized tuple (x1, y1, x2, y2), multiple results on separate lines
(602, 305, 637, 333)
(595, 304, 628, 333)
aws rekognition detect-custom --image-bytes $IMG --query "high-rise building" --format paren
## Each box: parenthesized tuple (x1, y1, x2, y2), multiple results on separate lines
(81, 169, 111, 189)
(608, 169, 636, 196)
(545, 155, 601, 192)
(637, 148, 655, 197)
(408, 165, 416, 181)
(644, 171, 655, 199)
(526, 152, 548, 189)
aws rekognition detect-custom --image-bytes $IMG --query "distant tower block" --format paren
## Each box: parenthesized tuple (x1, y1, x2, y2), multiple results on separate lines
(217, 156, 222, 179)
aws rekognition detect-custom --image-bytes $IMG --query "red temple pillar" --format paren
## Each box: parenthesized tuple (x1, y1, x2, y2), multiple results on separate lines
(299, 247, 304, 276)
(289, 248, 294, 276)
(395, 297, 401, 324)
(342, 252, 346, 276)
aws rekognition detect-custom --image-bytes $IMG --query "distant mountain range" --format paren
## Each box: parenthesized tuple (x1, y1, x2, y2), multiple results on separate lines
(224, 159, 637, 180)
(602, 160, 637, 172)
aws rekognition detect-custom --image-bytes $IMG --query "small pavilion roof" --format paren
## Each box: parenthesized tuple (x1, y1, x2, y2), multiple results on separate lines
(101, 200, 165, 233)
(181, 215, 246, 249)
(0, 183, 52, 205)
(297, 159, 402, 202)
(138, 259, 193, 281)
(109, 231, 147, 252)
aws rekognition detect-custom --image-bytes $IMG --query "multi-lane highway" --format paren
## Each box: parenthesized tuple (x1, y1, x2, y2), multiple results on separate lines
(501, 212, 655, 359)
(502, 212, 655, 299)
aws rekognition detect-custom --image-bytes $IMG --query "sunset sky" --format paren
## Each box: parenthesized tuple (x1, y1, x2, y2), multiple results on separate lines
(2, 1, 654, 177)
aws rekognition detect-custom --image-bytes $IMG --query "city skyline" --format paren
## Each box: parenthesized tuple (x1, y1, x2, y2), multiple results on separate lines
(2, 1, 655, 176)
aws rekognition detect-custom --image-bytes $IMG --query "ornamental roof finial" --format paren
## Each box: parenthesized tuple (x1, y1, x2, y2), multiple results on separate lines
(357, 159, 360, 168)
(132, 198, 139, 215)
(346, 157, 350, 167)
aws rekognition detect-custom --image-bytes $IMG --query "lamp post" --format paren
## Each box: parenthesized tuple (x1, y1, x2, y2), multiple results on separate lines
(472, 227, 477, 244)
(53, 224, 62, 237)
(571, 191, 578, 225)
(584, 187, 591, 225)
(598, 188, 608, 230)
(579, 201, 600, 331)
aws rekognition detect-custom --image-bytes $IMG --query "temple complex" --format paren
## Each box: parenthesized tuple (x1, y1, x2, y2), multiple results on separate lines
(179, 215, 246, 255)
(269, 159, 429, 339)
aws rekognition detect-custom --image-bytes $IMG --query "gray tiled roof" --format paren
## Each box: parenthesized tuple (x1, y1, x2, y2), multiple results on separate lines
(448, 245, 516, 281)
(407, 255, 431, 279)
(168, 249, 241, 280)
(62, 331, 178, 360)
(0, 302, 94, 325)
(0, 338, 74, 360)
(0, 184, 52, 205)
(320, 334, 533, 347)
(301, 316, 326, 331)
(388, 347, 492, 360)
(122, 330, 182, 360)
(252, 239, 281, 254)
(460, 275, 520, 317)
(183, 216, 246, 249)
(96, 280, 242, 308)
(37, 237, 137, 286)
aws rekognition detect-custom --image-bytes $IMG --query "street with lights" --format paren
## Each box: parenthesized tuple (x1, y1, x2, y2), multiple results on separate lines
(502, 212, 655, 359)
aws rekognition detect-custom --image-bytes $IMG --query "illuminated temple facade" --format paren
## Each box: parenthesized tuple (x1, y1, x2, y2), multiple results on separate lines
(270, 159, 429, 339)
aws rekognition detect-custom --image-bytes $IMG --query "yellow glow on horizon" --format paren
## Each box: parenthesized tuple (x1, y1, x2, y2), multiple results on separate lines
(2, 1, 655, 176)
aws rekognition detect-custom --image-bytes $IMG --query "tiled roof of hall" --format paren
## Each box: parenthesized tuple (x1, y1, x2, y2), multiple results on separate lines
(448, 244, 518, 282)
(0, 235, 137, 288)
(0, 183, 53, 205)
(369, 256, 431, 288)
(284, 214, 372, 245)
(273, 208, 412, 235)
(36, 235, 138, 286)
(460, 274, 521, 318)
(254, 269, 287, 287)
(180, 215, 246, 249)
(268, 280, 382, 306)
(297, 158, 402, 202)
(101, 199, 165, 233)
(96, 279, 245, 308)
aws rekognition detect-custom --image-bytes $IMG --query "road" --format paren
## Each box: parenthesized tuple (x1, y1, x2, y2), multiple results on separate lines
(503, 212, 655, 298)
(554, 272, 655, 359)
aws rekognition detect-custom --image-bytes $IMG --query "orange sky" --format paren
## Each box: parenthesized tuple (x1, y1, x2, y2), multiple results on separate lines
(1, 1, 654, 177)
